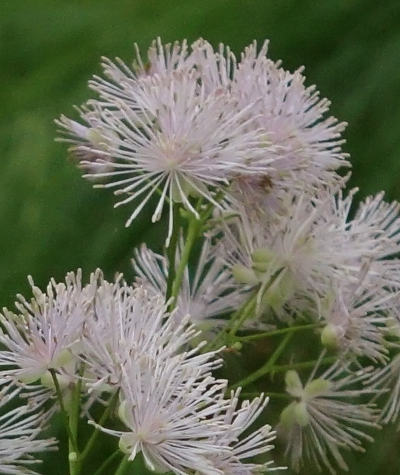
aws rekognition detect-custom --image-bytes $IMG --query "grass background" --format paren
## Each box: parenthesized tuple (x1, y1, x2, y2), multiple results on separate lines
(1, 0, 400, 473)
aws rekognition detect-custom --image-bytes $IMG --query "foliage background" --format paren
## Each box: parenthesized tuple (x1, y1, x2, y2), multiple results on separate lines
(1, 0, 400, 473)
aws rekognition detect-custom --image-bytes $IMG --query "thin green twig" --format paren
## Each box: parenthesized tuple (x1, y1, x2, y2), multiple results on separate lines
(49, 369, 78, 453)
(237, 323, 321, 342)
(230, 332, 294, 389)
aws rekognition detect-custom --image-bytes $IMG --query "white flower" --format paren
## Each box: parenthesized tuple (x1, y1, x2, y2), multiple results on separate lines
(206, 389, 280, 474)
(93, 353, 230, 475)
(220, 194, 352, 319)
(230, 40, 349, 199)
(318, 279, 396, 363)
(278, 362, 379, 474)
(80, 277, 223, 396)
(367, 352, 400, 426)
(56, 104, 118, 173)
(0, 405, 56, 474)
(220, 190, 400, 322)
(0, 271, 88, 386)
(346, 192, 400, 288)
(132, 240, 247, 328)
(58, 39, 271, 243)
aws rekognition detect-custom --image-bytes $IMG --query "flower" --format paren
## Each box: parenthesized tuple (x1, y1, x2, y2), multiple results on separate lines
(0, 271, 88, 386)
(367, 352, 400, 426)
(189, 39, 350, 208)
(220, 194, 351, 320)
(0, 404, 56, 474)
(318, 280, 396, 363)
(278, 362, 379, 474)
(207, 389, 280, 474)
(230, 40, 349, 202)
(94, 352, 230, 474)
(57, 39, 271, 244)
(219, 190, 400, 323)
(80, 276, 223, 397)
(132, 240, 247, 328)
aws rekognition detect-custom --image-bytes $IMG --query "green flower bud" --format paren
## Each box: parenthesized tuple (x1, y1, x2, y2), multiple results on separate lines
(40, 371, 70, 390)
(293, 401, 309, 427)
(285, 370, 303, 396)
(386, 317, 400, 338)
(304, 378, 331, 399)
(252, 248, 274, 263)
(280, 402, 297, 428)
(51, 349, 74, 369)
(118, 434, 133, 455)
(232, 264, 259, 285)
(18, 369, 46, 384)
(321, 324, 340, 349)
(231, 341, 243, 351)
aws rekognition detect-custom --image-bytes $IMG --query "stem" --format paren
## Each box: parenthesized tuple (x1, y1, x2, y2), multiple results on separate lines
(237, 323, 321, 342)
(49, 369, 78, 453)
(69, 374, 83, 475)
(165, 205, 180, 304)
(94, 450, 121, 475)
(239, 391, 291, 400)
(203, 290, 258, 352)
(228, 292, 258, 339)
(269, 356, 337, 374)
(230, 332, 294, 389)
(81, 390, 119, 463)
(169, 215, 202, 311)
(115, 455, 130, 475)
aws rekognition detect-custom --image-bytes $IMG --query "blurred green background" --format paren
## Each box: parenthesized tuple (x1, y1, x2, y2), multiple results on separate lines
(1, 0, 400, 473)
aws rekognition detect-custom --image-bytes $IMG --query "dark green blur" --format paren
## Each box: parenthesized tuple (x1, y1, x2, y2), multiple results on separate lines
(1, 1, 400, 473)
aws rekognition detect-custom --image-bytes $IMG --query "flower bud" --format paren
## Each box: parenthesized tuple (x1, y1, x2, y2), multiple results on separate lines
(232, 264, 258, 285)
(321, 324, 340, 349)
(304, 378, 331, 399)
(285, 370, 303, 395)
(293, 401, 309, 426)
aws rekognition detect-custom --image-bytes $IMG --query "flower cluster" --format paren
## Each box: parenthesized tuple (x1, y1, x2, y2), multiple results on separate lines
(0, 271, 277, 474)
(2, 37, 400, 474)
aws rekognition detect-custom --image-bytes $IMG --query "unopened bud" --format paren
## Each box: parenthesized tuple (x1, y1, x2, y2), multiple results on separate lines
(285, 370, 303, 394)
(231, 342, 243, 351)
(304, 378, 331, 399)
(321, 324, 339, 349)
(293, 401, 309, 427)
(232, 264, 258, 285)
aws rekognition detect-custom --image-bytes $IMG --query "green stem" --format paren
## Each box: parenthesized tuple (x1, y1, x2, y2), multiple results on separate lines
(165, 205, 180, 304)
(94, 450, 121, 475)
(269, 356, 337, 374)
(238, 391, 291, 400)
(230, 332, 294, 389)
(80, 390, 119, 463)
(169, 215, 202, 311)
(49, 369, 78, 453)
(228, 292, 258, 339)
(203, 290, 258, 352)
(115, 455, 131, 475)
(237, 323, 321, 342)
(69, 374, 83, 475)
